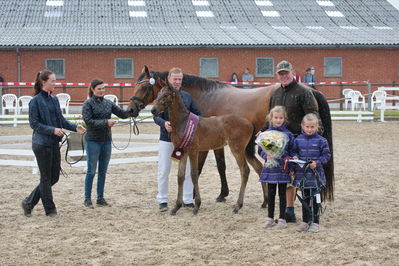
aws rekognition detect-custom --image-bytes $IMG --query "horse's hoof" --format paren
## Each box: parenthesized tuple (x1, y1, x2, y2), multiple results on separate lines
(216, 196, 226, 202)
(170, 210, 177, 216)
(261, 203, 267, 208)
(193, 208, 199, 215)
(232, 208, 239, 214)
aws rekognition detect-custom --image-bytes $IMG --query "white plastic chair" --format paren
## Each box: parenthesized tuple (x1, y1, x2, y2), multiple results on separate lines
(2, 93, 17, 115)
(342, 88, 353, 110)
(56, 93, 71, 114)
(371, 90, 386, 111)
(348, 90, 366, 111)
(104, 94, 118, 105)
(17, 95, 33, 114)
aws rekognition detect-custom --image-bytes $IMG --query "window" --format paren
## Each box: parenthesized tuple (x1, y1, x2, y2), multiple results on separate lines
(115, 58, 134, 78)
(45, 59, 65, 79)
(324, 57, 342, 77)
(256, 57, 274, 77)
(200, 58, 218, 78)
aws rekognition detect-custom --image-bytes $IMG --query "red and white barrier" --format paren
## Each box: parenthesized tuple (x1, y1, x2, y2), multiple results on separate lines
(0, 81, 370, 87)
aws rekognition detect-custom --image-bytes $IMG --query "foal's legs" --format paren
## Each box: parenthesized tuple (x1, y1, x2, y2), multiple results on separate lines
(197, 150, 208, 176)
(245, 154, 268, 208)
(213, 148, 229, 202)
(189, 153, 201, 215)
(231, 150, 250, 214)
(170, 156, 187, 215)
(198, 149, 229, 202)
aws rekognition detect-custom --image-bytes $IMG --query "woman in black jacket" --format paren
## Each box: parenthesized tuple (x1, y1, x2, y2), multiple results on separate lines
(82, 79, 130, 208)
(21, 69, 85, 217)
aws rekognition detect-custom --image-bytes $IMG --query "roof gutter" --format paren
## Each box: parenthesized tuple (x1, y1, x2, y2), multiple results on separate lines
(1, 44, 399, 50)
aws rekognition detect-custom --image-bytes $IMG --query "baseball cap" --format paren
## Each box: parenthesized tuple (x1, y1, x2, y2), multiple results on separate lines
(276, 60, 293, 73)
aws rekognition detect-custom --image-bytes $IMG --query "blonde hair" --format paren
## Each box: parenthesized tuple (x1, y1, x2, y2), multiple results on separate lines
(267, 106, 288, 124)
(301, 113, 322, 132)
(168, 67, 183, 78)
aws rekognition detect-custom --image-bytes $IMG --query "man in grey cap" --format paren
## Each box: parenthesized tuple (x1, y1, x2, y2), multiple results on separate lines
(269, 60, 319, 223)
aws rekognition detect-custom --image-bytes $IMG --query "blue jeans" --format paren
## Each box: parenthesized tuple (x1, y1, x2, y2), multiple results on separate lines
(84, 140, 112, 199)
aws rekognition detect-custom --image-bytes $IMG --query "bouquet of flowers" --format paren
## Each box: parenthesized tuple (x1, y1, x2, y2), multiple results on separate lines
(255, 130, 289, 168)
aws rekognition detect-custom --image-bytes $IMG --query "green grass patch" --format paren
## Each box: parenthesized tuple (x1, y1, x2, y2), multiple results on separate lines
(373, 110, 399, 117)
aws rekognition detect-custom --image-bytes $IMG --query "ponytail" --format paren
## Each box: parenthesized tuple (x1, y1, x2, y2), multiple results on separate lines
(33, 69, 53, 96)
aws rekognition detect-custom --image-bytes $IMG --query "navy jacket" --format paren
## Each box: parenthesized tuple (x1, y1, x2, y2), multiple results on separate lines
(153, 90, 202, 142)
(29, 90, 77, 146)
(292, 132, 331, 187)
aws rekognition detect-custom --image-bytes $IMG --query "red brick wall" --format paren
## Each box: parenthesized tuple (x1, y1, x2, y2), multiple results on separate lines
(1, 47, 398, 101)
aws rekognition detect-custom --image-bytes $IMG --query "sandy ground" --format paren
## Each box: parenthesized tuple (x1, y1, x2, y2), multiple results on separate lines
(0, 121, 398, 265)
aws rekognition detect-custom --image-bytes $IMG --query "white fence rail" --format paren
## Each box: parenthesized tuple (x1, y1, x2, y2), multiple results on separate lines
(377, 87, 399, 122)
(330, 111, 374, 122)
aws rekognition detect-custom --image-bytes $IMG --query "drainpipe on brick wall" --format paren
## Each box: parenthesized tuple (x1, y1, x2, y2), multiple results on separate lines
(16, 48, 21, 97)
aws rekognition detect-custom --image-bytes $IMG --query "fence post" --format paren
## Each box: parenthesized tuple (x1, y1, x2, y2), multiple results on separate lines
(0, 85, 2, 114)
(392, 81, 396, 106)
(367, 82, 372, 111)
(339, 83, 343, 110)
(119, 86, 123, 108)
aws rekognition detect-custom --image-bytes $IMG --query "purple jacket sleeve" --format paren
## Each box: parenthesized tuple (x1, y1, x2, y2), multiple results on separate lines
(316, 137, 331, 165)
(257, 146, 266, 160)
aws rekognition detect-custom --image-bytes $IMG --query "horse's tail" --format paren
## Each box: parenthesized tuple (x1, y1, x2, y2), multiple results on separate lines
(312, 89, 335, 201)
(245, 124, 257, 159)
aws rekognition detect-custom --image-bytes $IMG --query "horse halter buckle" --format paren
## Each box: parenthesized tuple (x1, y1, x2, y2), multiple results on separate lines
(137, 77, 155, 85)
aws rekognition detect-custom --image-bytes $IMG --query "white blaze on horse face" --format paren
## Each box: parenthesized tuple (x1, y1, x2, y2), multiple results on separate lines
(277, 70, 294, 87)
(168, 72, 183, 90)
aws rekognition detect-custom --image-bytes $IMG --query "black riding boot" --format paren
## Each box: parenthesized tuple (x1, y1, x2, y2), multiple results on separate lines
(285, 207, 297, 223)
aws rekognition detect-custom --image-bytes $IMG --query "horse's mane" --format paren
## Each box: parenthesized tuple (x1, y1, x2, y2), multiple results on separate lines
(138, 71, 231, 92)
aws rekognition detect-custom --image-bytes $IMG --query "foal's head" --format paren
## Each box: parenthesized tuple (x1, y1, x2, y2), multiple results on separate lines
(151, 85, 175, 116)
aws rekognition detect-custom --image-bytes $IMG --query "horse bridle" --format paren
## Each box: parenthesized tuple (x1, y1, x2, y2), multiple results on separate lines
(130, 77, 156, 111)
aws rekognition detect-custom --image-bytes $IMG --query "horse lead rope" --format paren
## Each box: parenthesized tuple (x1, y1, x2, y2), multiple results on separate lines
(62, 117, 141, 168)
(111, 117, 139, 150)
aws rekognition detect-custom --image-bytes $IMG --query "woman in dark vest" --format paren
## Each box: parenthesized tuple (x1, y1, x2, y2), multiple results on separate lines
(21, 69, 86, 217)
(82, 79, 131, 208)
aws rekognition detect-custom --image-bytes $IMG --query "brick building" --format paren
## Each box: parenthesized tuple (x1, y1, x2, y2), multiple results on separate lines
(1, 0, 399, 101)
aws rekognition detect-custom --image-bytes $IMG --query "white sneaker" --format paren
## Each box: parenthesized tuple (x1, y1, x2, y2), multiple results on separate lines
(276, 219, 287, 229)
(264, 217, 276, 228)
(308, 223, 321, 233)
(297, 221, 309, 232)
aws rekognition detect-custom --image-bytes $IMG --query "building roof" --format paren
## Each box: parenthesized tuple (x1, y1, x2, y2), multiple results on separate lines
(1, 0, 399, 48)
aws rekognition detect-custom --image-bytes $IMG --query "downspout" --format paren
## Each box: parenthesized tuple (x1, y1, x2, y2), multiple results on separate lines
(17, 48, 21, 97)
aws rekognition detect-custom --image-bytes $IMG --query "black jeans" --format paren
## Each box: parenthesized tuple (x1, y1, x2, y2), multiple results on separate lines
(267, 183, 287, 219)
(25, 144, 60, 215)
(302, 188, 320, 224)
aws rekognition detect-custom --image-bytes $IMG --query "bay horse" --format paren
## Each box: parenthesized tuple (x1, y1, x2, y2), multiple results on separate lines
(151, 84, 257, 214)
(129, 66, 334, 202)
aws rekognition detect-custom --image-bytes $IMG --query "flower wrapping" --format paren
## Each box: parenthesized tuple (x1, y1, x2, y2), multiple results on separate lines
(255, 130, 289, 168)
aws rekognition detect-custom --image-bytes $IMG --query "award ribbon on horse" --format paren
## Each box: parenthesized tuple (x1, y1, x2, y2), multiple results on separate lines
(171, 112, 199, 160)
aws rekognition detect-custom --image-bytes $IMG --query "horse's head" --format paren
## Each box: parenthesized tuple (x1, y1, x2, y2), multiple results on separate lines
(151, 82, 175, 116)
(128, 65, 163, 117)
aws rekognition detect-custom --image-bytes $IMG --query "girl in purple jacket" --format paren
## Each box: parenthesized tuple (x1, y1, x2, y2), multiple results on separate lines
(292, 113, 331, 232)
(258, 106, 294, 229)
